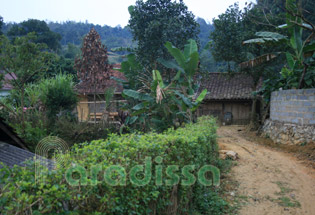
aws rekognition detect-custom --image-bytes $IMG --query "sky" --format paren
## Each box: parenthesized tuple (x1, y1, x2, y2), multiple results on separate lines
(1, 0, 256, 27)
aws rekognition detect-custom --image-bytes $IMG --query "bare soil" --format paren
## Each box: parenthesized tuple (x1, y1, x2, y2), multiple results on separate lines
(217, 126, 315, 215)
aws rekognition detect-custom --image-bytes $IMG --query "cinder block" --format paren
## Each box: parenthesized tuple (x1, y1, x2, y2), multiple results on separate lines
(296, 107, 310, 112)
(303, 113, 314, 119)
(308, 96, 315, 101)
(305, 89, 315, 95)
(308, 107, 315, 112)
(298, 95, 308, 100)
(290, 118, 299, 124)
(303, 101, 313, 107)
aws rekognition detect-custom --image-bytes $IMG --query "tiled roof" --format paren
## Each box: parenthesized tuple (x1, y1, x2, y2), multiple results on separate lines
(0, 142, 35, 168)
(200, 73, 257, 100)
(76, 64, 126, 95)
(0, 142, 55, 169)
(1, 73, 16, 91)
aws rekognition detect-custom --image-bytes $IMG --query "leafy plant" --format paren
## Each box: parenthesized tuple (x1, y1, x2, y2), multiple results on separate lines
(243, 0, 315, 92)
(0, 116, 230, 214)
(122, 39, 207, 132)
(39, 74, 78, 119)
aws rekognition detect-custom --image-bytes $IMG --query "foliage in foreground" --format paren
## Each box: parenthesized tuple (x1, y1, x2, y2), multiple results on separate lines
(0, 117, 231, 214)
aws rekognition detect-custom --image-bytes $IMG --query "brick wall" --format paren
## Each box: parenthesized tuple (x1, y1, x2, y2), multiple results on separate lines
(270, 89, 315, 125)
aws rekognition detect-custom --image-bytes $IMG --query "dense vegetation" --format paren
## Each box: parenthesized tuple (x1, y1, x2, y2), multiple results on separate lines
(0, 117, 232, 214)
(0, 0, 314, 214)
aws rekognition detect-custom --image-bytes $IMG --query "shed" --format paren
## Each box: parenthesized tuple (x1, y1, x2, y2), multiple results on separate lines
(198, 73, 259, 125)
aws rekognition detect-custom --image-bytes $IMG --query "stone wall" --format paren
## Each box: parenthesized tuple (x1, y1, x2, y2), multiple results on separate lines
(263, 119, 314, 144)
(263, 89, 315, 145)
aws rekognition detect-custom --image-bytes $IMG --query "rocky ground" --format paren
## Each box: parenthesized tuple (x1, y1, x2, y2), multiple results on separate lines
(217, 126, 315, 215)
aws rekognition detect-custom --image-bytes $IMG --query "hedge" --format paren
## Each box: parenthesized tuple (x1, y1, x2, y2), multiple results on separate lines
(0, 116, 229, 214)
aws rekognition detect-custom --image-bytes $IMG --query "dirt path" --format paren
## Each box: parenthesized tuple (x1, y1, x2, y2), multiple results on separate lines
(217, 126, 315, 215)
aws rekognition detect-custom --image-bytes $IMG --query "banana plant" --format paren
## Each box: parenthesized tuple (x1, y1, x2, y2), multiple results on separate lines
(122, 68, 207, 131)
(157, 39, 200, 95)
(242, 0, 315, 89)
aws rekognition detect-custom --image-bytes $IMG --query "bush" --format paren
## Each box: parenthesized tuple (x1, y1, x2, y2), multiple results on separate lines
(0, 74, 78, 150)
(38, 74, 78, 119)
(0, 116, 230, 214)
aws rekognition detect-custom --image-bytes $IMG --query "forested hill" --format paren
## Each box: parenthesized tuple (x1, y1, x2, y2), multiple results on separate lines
(47, 18, 213, 50)
(3, 18, 213, 51)
(196, 17, 214, 48)
(47, 21, 134, 50)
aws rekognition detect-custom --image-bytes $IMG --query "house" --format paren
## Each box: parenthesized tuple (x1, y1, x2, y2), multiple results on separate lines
(0, 73, 15, 97)
(197, 73, 260, 125)
(76, 64, 126, 122)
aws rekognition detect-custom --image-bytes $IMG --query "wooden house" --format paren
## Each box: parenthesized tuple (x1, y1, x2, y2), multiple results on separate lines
(197, 73, 260, 125)
(75, 64, 126, 122)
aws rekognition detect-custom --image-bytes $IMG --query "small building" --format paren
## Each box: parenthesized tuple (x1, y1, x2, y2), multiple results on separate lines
(0, 73, 15, 97)
(198, 73, 259, 125)
(76, 64, 126, 122)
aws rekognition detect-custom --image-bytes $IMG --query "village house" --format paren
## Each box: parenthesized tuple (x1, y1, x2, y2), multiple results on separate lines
(75, 64, 126, 122)
(197, 72, 260, 125)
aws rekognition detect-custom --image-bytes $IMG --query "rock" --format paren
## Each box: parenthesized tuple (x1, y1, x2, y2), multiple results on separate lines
(219, 150, 238, 160)
(226, 151, 238, 160)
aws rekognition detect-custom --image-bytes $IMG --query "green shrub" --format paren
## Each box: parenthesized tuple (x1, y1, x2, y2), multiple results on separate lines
(0, 116, 230, 214)
(38, 74, 78, 119)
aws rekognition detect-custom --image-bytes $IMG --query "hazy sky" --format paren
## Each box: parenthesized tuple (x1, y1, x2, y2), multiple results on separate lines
(1, 0, 256, 27)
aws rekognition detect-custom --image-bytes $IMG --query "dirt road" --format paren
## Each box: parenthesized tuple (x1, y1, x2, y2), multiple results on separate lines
(217, 126, 315, 215)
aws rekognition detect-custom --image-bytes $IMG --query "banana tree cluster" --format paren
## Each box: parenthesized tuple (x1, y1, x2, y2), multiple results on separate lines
(122, 39, 207, 132)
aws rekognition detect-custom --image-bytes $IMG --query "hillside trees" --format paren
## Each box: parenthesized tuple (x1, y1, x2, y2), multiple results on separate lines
(7, 19, 61, 51)
(74, 28, 112, 122)
(0, 16, 3, 35)
(128, 0, 199, 71)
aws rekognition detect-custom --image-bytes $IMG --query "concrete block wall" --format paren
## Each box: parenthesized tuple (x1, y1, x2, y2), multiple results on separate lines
(270, 89, 315, 125)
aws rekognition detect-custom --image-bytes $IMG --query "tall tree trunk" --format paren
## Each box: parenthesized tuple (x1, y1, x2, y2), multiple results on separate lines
(20, 85, 25, 136)
(298, 63, 308, 89)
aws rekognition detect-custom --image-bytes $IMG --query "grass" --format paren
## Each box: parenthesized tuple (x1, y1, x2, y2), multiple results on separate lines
(276, 197, 301, 208)
(273, 181, 294, 195)
(271, 181, 301, 208)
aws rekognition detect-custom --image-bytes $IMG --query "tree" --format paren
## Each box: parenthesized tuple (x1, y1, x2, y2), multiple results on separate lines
(210, 3, 246, 68)
(74, 28, 112, 123)
(128, 0, 199, 70)
(0, 16, 3, 35)
(7, 19, 61, 51)
(0, 33, 51, 135)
